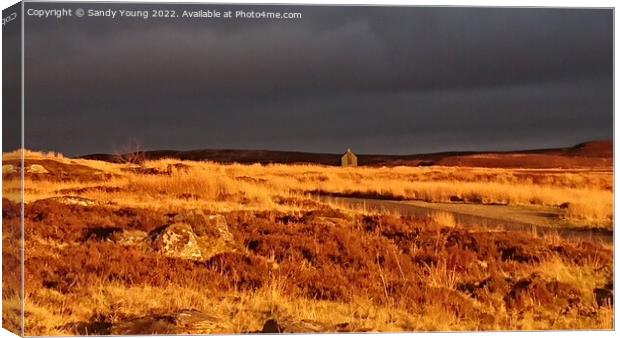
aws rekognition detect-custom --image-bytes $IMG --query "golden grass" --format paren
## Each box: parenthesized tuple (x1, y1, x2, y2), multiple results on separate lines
(564, 202, 613, 225)
(431, 211, 457, 228)
(21, 254, 613, 334)
(535, 256, 608, 305)
(23, 281, 411, 334)
(8, 151, 613, 225)
(2, 293, 22, 336)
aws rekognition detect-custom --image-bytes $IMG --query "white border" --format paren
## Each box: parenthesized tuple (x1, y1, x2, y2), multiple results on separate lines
(0, 1, 616, 338)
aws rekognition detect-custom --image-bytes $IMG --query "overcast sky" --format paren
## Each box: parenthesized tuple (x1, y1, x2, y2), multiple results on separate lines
(23, 4, 612, 156)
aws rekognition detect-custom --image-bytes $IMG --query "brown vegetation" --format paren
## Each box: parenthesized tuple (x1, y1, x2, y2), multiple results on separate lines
(2, 150, 614, 334)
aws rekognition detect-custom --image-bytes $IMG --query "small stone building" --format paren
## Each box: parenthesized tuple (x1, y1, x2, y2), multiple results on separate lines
(341, 148, 358, 167)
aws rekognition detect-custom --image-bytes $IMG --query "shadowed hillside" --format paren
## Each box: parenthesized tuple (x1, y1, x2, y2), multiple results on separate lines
(81, 140, 612, 169)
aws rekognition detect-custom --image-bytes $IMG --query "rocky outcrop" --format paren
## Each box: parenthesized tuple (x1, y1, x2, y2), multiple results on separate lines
(594, 287, 613, 307)
(83, 227, 148, 248)
(2, 164, 17, 174)
(249, 318, 342, 333)
(112, 310, 220, 334)
(68, 312, 354, 335)
(68, 310, 221, 335)
(3, 163, 53, 176)
(172, 211, 228, 236)
(45, 196, 97, 207)
(260, 319, 283, 333)
(80, 209, 236, 261)
(110, 229, 148, 246)
(26, 164, 49, 174)
(170, 211, 236, 259)
(204, 215, 234, 242)
(150, 223, 203, 260)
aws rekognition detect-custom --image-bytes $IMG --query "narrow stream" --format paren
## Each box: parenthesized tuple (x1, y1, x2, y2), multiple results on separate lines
(321, 196, 613, 244)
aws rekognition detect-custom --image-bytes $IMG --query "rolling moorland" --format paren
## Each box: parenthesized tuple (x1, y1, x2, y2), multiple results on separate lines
(1, 140, 614, 335)
(82, 140, 613, 168)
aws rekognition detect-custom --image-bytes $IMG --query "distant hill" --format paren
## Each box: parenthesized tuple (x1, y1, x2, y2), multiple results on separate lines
(568, 140, 613, 157)
(80, 140, 612, 169)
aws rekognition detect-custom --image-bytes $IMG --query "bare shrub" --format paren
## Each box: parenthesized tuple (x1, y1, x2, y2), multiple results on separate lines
(115, 139, 146, 165)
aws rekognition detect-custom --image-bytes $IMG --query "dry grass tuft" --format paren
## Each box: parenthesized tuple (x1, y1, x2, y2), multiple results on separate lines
(431, 211, 457, 228)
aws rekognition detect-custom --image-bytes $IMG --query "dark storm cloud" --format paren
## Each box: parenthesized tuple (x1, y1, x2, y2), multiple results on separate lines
(22, 4, 612, 156)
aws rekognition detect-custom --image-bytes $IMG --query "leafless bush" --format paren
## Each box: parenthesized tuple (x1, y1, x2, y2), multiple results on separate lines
(115, 139, 146, 165)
